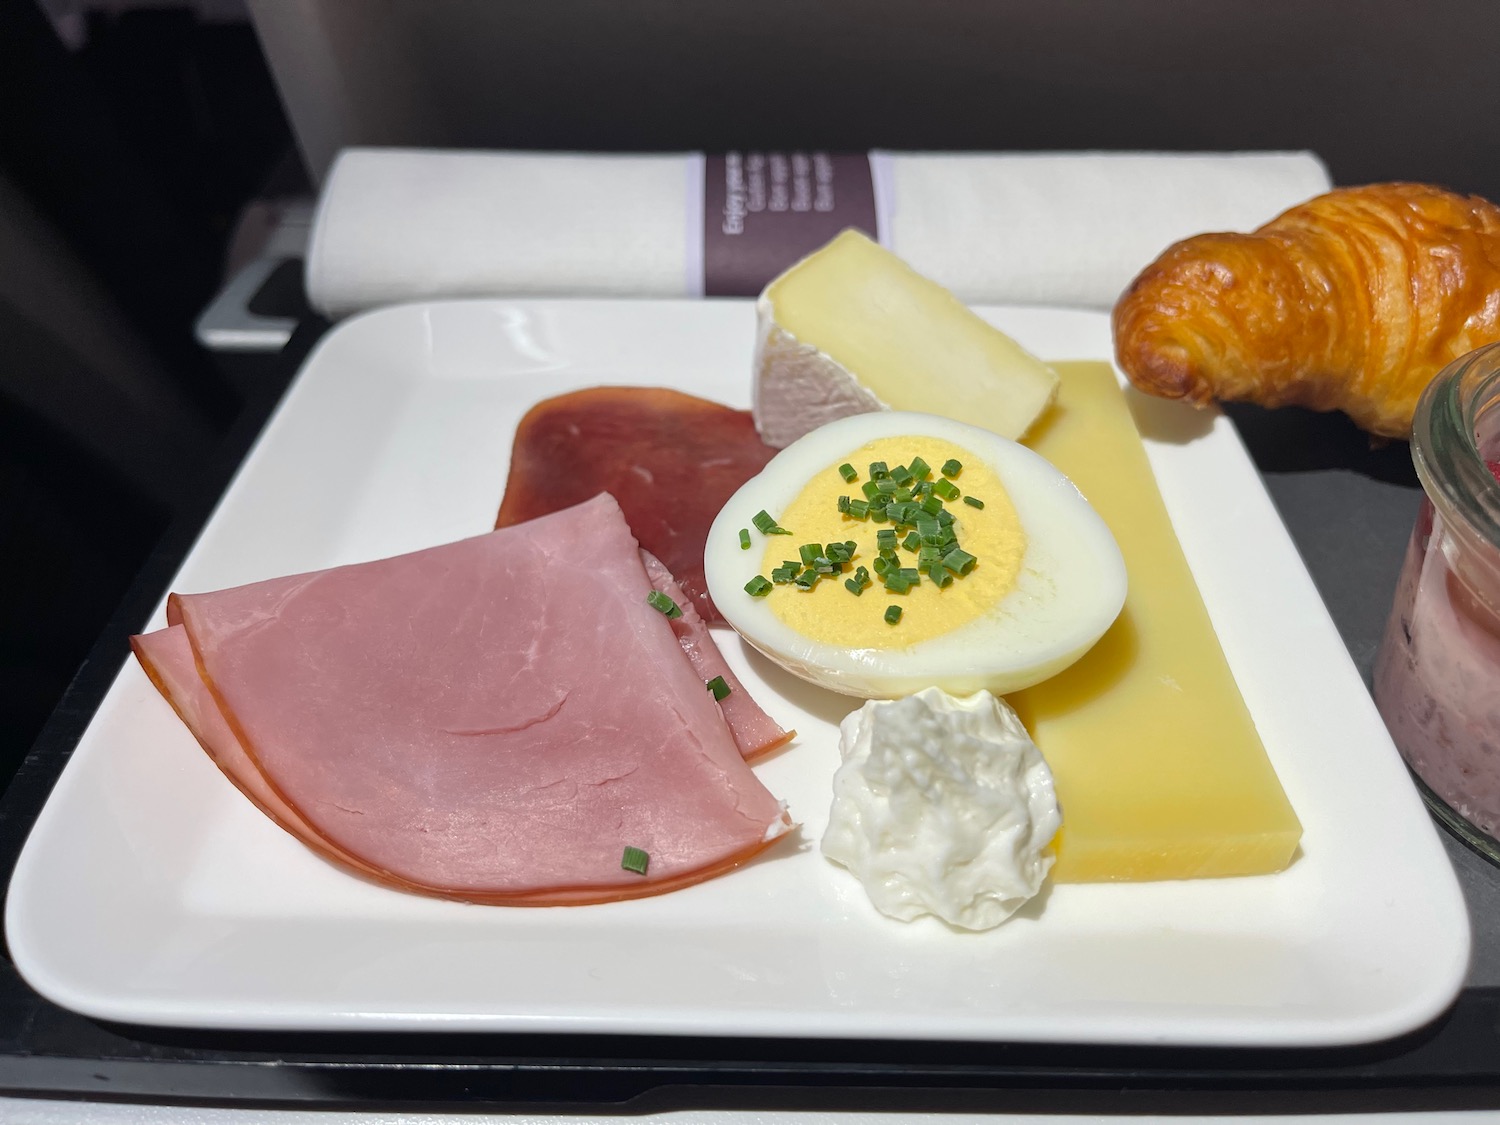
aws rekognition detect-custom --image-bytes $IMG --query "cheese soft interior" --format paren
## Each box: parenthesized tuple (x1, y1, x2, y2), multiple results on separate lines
(706, 412, 1126, 699)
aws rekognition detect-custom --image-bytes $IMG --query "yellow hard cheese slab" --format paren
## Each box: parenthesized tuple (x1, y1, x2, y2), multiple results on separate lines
(1011, 362, 1302, 881)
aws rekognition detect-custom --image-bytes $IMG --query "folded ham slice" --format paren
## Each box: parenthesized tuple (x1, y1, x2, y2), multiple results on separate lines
(133, 494, 793, 905)
(134, 623, 405, 889)
(639, 551, 793, 762)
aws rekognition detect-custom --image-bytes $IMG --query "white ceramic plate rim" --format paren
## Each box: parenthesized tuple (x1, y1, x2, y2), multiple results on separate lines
(5, 299, 1471, 1045)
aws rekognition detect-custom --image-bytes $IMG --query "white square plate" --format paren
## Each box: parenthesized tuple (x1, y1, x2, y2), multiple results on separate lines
(5, 300, 1470, 1045)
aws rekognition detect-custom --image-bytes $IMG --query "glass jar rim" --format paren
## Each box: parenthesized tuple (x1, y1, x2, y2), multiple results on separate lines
(1413, 342, 1500, 550)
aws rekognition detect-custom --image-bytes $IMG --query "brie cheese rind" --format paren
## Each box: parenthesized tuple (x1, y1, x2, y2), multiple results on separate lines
(751, 297, 887, 450)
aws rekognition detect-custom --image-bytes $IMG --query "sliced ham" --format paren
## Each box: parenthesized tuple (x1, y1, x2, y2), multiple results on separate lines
(132, 624, 404, 888)
(134, 494, 792, 905)
(495, 387, 778, 623)
(639, 551, 794, 762)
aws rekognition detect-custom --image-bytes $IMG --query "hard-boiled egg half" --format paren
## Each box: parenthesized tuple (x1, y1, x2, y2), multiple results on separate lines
(705, 411, 1126, 699)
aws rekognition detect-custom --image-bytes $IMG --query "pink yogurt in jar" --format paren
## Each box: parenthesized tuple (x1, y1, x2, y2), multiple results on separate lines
(1374, 343, 1500, 860)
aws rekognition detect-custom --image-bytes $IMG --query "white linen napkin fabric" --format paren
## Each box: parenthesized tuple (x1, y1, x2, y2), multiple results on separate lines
(305, 148, 1332, 319)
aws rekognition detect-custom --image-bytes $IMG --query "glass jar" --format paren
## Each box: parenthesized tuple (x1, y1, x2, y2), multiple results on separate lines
(1374, 342, 1500, 862)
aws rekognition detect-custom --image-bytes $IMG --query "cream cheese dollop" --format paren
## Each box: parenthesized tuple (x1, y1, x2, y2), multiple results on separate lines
(821, 687, 1060, 930)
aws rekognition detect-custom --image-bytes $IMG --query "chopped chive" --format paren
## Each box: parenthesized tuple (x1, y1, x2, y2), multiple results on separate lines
(909, 456, 931, 480)
(930, 565, 954, 589)
(799, 543, 821, 565)
(872, 554, 891, 576)
(861, 480, 883, 501)
(890, 464, 914, 486)
(898, 567, 920, 582)
(876, 529, 898, 549)
(706, 675, 731, 701)
(837, 495, 851, 514)
(744, 575, 773, 597)
(900, 531, 920, 552)
(937, 508, 955, 527)
(838, 462, 858, 483)
(914, 480, 933, 498)
(845, 540, 857, 553)
(919, 494, 944, 516)
(844, 577, 865, 596)
(771, 566, 798, 584)
(942, 548, 978, 575)
(621, 846, 650, 875)
(941, 459, 963, 478)
(738, 528, 751, 550)
(753, 509, 792, 535)
(876, 478, 899, 495)
(917, 544, 942, 573)
(647, 590, 683, 618)
(883, 576, 912, 594)
(893, 486, 914, 504)
(869, 504, 889, 524)
(794, 570, 821, 590)
(847, 498, 870, 519)
(884, 605, 903, 625)
(932, 478, 960, 501)
(854, 565, 870, 583)
(869, 461, 889, 480)
(963, 495, 985, 509)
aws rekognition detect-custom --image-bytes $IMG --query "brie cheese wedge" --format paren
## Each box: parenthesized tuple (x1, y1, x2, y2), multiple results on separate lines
(752, 230, 1060, 448)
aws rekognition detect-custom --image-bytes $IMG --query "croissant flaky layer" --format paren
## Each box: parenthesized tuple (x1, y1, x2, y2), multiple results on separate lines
(1112, 183, 1500, 438)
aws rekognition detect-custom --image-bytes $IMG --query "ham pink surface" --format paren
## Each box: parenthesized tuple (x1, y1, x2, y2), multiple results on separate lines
(132, 623, 403, 887)
(639, 551, 793, 762)
(133, 494, 792, 905)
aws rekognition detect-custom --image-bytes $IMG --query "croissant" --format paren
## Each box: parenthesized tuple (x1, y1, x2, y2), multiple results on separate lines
(1112, 183, 1500, 438)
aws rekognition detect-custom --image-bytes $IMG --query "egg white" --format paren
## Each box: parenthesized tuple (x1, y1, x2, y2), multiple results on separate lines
(705, 411, 1127, 699)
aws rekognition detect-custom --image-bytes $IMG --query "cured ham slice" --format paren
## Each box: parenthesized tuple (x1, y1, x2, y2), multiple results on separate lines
(639, 551, 793, 762)
(133, 494, 792, 905)
(495, 387, 778, 623)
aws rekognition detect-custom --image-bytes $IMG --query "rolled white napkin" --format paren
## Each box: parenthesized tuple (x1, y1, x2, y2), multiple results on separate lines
(883, 152, 1332, 308)
(306, 148, 1331, 318)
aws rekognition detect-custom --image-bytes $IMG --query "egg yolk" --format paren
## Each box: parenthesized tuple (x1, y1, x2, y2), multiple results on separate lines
(761, 437, 1026, 649)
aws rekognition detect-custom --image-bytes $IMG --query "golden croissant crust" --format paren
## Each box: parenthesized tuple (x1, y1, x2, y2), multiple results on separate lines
(1112, 183, 1500, 438)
